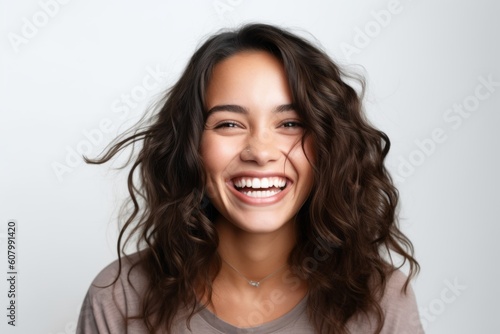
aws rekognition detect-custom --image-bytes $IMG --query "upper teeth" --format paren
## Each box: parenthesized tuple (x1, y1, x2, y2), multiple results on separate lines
(233, 177, 286, 189)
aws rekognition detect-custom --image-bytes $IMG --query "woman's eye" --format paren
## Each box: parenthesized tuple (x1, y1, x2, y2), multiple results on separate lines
(281, 121, 303, 128)
(214, 121, 239, 129)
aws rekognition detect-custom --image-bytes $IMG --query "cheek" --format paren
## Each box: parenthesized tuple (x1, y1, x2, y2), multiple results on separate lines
(200, 135, 216, 181)
(289, 137, 315, 168)
(200, 132, 222, 168)
(293, 138, 315, 188)
(200, 134, 234, 188)
(303, 136, 316, 165)
(201, 156, 220, 200)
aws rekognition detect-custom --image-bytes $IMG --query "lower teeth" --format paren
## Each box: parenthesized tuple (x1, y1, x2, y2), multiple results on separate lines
(241, 189, 281, 198)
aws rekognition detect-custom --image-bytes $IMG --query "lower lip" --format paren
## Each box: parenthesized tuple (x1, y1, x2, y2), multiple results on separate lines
(227, 182, 291, 205)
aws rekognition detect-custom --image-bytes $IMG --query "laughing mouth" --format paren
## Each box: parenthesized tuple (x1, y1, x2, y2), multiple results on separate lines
(232, 177, 287, 198)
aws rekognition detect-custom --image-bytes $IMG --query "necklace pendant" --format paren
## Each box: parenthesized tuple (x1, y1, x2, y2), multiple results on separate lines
(248, 280, 260, 287)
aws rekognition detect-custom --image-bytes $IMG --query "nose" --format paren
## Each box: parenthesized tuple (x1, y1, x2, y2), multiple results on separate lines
(241, 130, 281, 166)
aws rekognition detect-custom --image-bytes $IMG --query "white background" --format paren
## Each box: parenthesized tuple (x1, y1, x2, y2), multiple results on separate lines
(1, 0, 499, 333)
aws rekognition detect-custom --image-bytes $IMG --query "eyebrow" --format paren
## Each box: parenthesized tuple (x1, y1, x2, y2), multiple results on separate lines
(206, 103, 296, 116)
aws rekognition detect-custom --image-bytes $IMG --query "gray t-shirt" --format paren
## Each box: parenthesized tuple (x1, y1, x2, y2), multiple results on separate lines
(76, 253, 424, 333)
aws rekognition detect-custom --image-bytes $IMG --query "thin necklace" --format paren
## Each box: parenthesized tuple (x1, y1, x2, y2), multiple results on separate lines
(221, 258, 288, 287)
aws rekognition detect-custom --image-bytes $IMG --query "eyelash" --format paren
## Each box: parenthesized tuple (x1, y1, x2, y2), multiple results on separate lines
(214, 121, 240, 129)
(280, 120, 303, 128)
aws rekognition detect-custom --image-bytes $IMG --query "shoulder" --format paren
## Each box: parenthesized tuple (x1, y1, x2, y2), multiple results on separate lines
(77, 251, 150, 333)
(380, 270, 422, 323)
(89, 251, 148, 304)
(348, 269, 424, 334)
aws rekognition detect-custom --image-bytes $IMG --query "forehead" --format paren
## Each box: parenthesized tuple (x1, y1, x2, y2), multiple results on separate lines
(205, 51, 292, 109)
(211, 50, 283, 74)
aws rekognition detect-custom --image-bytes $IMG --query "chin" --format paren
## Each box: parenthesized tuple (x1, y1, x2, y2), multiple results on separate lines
(228, 214, 294, 234)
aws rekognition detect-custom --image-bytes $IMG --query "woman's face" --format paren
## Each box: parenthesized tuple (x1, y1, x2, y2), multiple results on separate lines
(200, 51, 314, 233)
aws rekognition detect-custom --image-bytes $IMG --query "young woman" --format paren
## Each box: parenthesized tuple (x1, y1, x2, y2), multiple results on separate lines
(76, 23, 423, 333)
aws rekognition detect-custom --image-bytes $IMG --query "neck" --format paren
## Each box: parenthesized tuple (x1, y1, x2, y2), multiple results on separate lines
(214, 215, 297, 289)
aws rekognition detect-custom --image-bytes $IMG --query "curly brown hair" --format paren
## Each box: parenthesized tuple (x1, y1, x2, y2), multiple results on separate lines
(87, 23, 419, 333)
